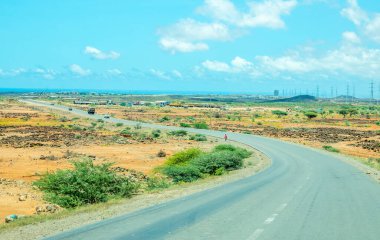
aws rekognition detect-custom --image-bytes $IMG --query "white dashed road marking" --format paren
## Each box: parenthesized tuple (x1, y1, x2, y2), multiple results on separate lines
(247, 229, 264, 240)
(264, 213, 278, 224)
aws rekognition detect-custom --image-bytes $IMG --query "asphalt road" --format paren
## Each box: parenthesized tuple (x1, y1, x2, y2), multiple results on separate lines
(22, 100, 380, 240)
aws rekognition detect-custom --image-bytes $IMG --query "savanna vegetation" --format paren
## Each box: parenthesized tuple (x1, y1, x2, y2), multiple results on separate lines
(33, 144, 252, 209)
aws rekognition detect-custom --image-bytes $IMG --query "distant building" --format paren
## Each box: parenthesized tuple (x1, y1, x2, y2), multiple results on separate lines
(154, 101, 170, 107)
(274, 90, 279, 96)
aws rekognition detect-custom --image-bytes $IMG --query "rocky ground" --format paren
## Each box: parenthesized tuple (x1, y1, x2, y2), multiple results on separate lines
(0, 100, 219, 224)
(0, 144, 269, 240)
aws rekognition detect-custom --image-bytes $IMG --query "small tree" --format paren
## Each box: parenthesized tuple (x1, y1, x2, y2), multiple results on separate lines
(304, 111, 318, 120)
(272, 110, 288, 118)
(348, 108, 358, 117)
(338, 109, 348, 118)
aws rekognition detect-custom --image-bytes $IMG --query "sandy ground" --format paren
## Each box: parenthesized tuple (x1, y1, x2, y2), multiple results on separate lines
(0, 101, 218, 224)
(0, 143, 270, 240)
(80, 104, 380, 160)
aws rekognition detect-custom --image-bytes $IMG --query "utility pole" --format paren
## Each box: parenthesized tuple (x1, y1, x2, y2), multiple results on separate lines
(331, 86, 333, 99)
(370, 81, 374, 103)
(316, 85, 320, 99)
(346, 83, 349, 104)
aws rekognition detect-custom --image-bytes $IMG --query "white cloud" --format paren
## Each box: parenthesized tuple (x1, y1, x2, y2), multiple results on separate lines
(365, 15, 380, 43)
(342, 31, 361, 43)
(201, 33, 380, 80)
(160, 38, 209, 53)
(340, 0, 368, 26)
(202, 60, 232, 72)
(256, 55, 316, 73)
(158, 19, 231, 53)
(172, 70, 183, 78)
(33, 68, 56, 79)
(197, 0, 241, 25)
(231, 56, 254, 70)
(256, 44, 380, 78)
(341, 1, 380, 44)
(202, 56, 260, 77)
(198, 0, 297, 29)
(70, 64, 91, 76)
(158, 0, 298, 53)
(244, 0, 297, 28)
(84, 46, 120, 60)
(150, 69, 170, 80)
(159, 18, 232, 42)
(107, 69, 122, 75)
(11, 68, 27, 76)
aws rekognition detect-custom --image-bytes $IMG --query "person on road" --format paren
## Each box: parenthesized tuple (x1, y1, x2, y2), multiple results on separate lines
(224, 133, 228, 141)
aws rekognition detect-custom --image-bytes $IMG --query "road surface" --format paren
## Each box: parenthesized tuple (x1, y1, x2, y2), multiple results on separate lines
(22, 100, 380, 240)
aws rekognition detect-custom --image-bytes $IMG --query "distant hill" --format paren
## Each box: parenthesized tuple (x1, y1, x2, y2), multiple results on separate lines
(333, 95, 357, 100)
(269, 95, 317, 103)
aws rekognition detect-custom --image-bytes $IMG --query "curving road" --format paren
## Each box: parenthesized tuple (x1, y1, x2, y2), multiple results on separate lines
(22, 100, 380, 240)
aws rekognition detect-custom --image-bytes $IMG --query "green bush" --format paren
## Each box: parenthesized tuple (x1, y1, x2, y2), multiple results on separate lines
(189, 134, 207, 141)
(165, 148, 203, 166)
(161, 165, 202, 182)
(304, 111, 318, 119)
(120, 128, 133, 135)
(34, 160, 140, 208)
(159, 116, 170, 122)
(213, 144, 252, 158)
(115, 123, 124, 127)
(145, 175, 171, 190)
(272, 110, 288, 117)
(151, 129, 161, 138)
(159, 145, 251, 182)
(180, 123, 191, 128)
(71, 125, 82, 131)
(193, 122, 209, 129)
(322, 145, 340, 153)
(168, 130, 188, 137)
(191, 151, 244, 175)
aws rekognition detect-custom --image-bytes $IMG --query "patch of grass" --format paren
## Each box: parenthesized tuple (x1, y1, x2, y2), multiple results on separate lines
(189, 134, 207, 141)
(161, 165, 202, 183)
(151, 129, 161, 138)
(159, 116, 170, 122)
(193, 122, 209, 129)
(115, 123, 124, 127)
(145, 175, 171, 191)
(158, 144, 251, 182)
(272, 110, 288, 117)
(168, 130, 188, 137)
(191, 150, 244, 175)
(213, 144, 252, 158)
(179, 122, 191, 128)
(34, 159, 140, 208)
(165, 148, 203, 166)
(322, 145, 340, 153)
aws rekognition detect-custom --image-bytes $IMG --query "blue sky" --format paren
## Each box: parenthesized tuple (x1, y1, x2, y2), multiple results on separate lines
(1, 0, 380, 97)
